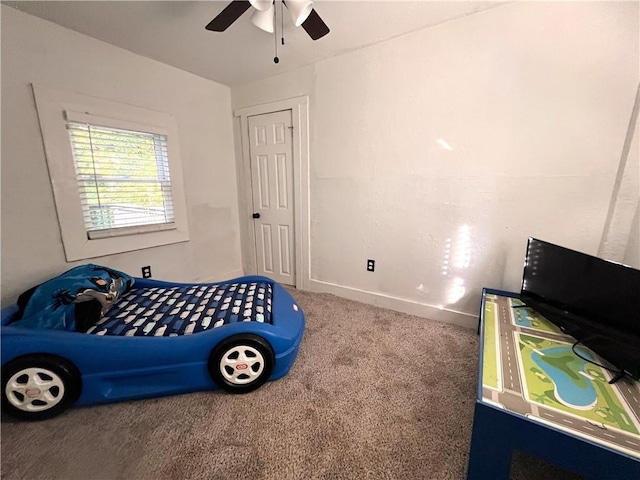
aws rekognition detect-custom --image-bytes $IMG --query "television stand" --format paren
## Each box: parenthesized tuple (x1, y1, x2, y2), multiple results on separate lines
(467, 289, 640, 479)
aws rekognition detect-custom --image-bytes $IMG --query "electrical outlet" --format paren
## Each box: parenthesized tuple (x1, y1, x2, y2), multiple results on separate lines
(367, 259, 375, 272)
(142, 266, 152, 278)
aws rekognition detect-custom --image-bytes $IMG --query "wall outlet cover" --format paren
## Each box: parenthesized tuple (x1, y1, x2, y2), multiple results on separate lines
(367, 259, 375, 272)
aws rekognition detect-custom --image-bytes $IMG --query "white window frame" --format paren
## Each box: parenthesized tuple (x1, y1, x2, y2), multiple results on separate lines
(32, 84, 190, 261)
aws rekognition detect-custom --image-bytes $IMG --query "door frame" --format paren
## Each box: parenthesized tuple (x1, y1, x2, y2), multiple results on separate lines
(234, 96, 310, 290)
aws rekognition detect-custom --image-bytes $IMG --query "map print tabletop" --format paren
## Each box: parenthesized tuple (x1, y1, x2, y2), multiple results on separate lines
(482, 292, 640, 459)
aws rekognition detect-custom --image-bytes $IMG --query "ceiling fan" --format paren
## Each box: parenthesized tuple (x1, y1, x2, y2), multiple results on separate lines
(205, 0, 330, 41)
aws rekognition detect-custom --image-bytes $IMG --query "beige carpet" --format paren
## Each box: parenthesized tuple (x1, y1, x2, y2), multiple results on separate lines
(1, 289, 581, 479)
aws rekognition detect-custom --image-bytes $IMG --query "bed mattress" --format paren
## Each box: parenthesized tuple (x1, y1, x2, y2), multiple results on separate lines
(87, 282, 273, 337)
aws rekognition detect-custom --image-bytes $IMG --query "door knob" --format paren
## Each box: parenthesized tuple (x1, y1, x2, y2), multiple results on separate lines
(252, 213, 261, 219)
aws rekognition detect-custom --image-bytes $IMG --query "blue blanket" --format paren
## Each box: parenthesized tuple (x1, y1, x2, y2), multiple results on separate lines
(15, 264, 134, 331)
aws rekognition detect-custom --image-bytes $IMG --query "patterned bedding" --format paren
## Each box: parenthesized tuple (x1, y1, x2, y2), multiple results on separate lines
(87, 282, 273, 337)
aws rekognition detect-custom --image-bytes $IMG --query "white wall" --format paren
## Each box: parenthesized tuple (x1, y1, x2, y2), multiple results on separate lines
(1, 6, 242, 305)
(599, 85, 639, 264)
(621, 99, 640, 269)
(232, 2, 639, 326)
(624, 204, 640, 268)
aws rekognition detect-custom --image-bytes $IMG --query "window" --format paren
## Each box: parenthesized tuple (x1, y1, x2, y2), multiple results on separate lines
(33, 85, 189, 261)
(67, 120, 175, 238)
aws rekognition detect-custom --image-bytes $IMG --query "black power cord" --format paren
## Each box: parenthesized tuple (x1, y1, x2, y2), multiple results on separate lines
(571, 340, 626, 384)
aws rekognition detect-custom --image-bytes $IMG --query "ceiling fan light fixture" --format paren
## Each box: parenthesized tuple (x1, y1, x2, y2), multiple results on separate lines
(249, 0, 273, 12)
(287, 0, 314, 27)
(251, 4, 275, 33)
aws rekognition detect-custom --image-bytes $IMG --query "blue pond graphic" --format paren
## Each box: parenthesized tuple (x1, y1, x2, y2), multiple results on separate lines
(531, 346, 597, 409)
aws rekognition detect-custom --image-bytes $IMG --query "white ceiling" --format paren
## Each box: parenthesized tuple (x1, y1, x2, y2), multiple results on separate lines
(5, 1, 504, 87)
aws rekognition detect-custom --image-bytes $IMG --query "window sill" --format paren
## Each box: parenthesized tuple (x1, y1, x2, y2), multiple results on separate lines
(65, 227, 190, 262)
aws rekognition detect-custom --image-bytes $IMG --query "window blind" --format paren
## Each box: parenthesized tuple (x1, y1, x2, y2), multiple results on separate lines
(67, 122, 175, 239)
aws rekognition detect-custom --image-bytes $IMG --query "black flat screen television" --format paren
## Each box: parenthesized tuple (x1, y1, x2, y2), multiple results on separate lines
(519, 237, 640, 381)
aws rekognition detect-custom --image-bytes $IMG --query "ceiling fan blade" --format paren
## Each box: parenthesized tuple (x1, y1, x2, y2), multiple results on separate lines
(205, 1, 252, 32)
(301, 9, 330, 40)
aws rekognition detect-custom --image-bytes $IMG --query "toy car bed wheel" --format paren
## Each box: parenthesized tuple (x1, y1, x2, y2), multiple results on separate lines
(209, 334, 275, 394)
(2, 355, 81, 421)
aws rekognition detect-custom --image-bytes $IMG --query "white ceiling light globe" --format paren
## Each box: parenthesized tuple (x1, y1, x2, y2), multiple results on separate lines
(251, 4, 275, 33)
(250, 0, 273, 12)
(287, 0, 313, 27)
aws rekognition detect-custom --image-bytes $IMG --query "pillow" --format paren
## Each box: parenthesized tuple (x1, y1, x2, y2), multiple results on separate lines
(13, 264, 134, 332)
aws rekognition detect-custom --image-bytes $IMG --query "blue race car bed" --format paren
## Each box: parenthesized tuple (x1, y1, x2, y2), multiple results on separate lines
(1, 265, 305, 420)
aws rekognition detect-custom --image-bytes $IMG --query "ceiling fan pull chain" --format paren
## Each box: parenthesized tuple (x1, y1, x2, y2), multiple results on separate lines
(273, 1, 279, 64)
(281, 0, 285, 45)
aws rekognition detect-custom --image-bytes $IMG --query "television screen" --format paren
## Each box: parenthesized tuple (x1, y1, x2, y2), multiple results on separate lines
(521, 238, 640, 337)
(520, 237, 640, 380)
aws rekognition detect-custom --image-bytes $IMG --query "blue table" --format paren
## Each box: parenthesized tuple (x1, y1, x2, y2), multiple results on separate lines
(467, 289, 640, 479)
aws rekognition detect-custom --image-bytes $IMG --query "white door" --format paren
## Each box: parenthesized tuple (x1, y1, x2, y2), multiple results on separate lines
(248, 110, 296, 286)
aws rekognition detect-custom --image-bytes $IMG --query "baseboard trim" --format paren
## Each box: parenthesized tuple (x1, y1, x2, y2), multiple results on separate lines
(308, 279, 477, 329)
(199, 269, 246, 283)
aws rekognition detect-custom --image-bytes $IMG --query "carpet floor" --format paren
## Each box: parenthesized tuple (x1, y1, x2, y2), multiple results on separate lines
(1, 289, 581, 479)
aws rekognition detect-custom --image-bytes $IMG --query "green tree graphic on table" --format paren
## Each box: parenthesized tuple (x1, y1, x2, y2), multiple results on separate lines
(533, 392, 552, 405)
(530, 367, 552, 384)
(586, 368, 606, 382)
(596, 407, 615, 422)
(533, 389, 558, 405)
(523, 337, 546, 347)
